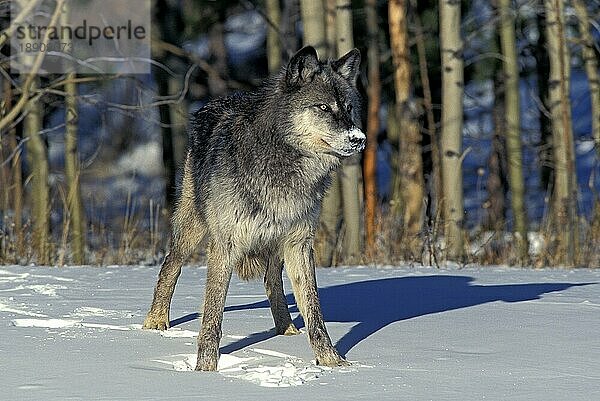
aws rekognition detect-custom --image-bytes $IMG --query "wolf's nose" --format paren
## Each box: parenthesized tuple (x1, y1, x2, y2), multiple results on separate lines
(350, 136, 365, 152)
(350, 135, 365, 149)
(348, 128, 366, 151)
(349, 127, 367, 150)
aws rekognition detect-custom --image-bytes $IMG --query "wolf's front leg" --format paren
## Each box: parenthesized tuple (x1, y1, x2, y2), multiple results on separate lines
(195, 244, 234, 371)
(283, 240, 349, 367)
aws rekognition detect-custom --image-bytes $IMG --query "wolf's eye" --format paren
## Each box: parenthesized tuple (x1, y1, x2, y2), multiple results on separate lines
(317, 104, 331, 112)
(346, 104, 353, 113)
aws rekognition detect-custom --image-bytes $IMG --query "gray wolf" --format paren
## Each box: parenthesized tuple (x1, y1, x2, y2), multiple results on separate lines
(142, 46, 365, 371)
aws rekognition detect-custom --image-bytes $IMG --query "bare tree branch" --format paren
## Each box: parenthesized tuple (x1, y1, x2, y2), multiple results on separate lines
(0, 0, 41, 49)
(0, 0, 65, 133)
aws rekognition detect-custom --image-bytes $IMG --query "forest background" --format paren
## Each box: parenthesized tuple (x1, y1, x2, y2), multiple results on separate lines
(0, 0, 599, 268)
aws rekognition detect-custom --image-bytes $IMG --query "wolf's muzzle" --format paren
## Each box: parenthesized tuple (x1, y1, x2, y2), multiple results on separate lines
(348, 128, 366, 152)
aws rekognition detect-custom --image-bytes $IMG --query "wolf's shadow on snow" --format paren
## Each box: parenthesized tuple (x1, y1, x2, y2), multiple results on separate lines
(169, 275, 590, 357)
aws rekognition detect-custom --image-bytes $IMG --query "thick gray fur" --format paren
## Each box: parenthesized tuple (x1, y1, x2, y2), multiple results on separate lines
(143, 46, 365, 371)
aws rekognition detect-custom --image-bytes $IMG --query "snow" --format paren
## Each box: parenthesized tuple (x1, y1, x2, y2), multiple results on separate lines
(11, 318, 81, 329)
(115, 141, 163, 176)
(1, 264, 599, 399)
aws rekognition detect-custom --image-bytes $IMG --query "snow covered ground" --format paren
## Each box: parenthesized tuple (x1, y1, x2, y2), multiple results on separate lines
(1, 264, 599, 400)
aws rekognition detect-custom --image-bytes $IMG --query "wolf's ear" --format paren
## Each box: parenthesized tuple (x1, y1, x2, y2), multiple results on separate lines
(286, 46, 321, 87)
(332, 48, 361, 83)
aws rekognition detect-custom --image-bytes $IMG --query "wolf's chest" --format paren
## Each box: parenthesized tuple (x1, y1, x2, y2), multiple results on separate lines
(205, 186, 317, 239)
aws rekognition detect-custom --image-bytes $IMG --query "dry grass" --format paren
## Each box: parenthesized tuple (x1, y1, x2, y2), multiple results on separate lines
(1, 188, 598, 268)
(328, 200, 600, 268)
(0, 193, 171, 266)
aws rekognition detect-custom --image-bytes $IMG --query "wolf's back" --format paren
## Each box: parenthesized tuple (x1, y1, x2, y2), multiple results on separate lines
(188, 94, 248, 167)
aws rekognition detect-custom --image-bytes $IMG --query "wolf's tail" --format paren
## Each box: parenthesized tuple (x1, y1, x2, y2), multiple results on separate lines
(168, 153, 206, 259)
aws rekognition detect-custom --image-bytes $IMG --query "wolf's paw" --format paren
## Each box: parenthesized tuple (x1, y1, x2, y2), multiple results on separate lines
(278, 322, 301, 336)
(316, 350, 350, 367)
(142, 311, 169, 330)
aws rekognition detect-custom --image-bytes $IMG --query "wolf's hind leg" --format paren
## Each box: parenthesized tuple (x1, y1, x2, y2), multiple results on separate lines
(143, 200, 206, 330)
(264, 256, 300, 336)
(196, 242, 235, 371)
(143, 251, 182, 330)
(143, 221, 205, 330)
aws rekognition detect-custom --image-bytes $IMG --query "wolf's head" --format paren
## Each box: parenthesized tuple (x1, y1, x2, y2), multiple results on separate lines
(283, 46, 365, 157)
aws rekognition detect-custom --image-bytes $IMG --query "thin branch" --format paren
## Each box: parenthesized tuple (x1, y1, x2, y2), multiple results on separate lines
(464, 52, 506, 67)
(152, 39, 248, 90)
(0, 0, 41, 49)
(0, 0, 65, 133)
(39, 63, 197, 110)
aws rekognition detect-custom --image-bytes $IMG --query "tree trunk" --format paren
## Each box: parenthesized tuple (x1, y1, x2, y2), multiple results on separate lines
(265, 0, 282, 74)
(0, 145, 7, 219)
(336, 0, 363, 262)
(535, 3, 553, 194)
(9, 127, 24, 259)
(411, 0, 441, 219)
(0, 88, 7, 260)
(24, 79, 50, 265)
(1, 78, 10, 219)
(281, 0, 301, 58)
(208, 21, 229, 97)
(485, 64, 507, 232)
(389, 0, 424, 244)
(3, 64, 24, 260)
(499, 0, 528, 262)
(314, 178, 341, 266)
(156, 68, 177, 209)
(439, 0, 465, 260)
(0, 138, 6, 261)
(64, 73, 86, 264)
(300, 0, 340, 266)
(300, 0, 327, 57)
(62, 5, 85, 264)
(154, 0, 182, 209)
(573, 0, 600, 153)
(364, 0, 380, 256)
(388, 1, 407, 218)
(544, 0, 578, 266)
(325, 0, 337, 57)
